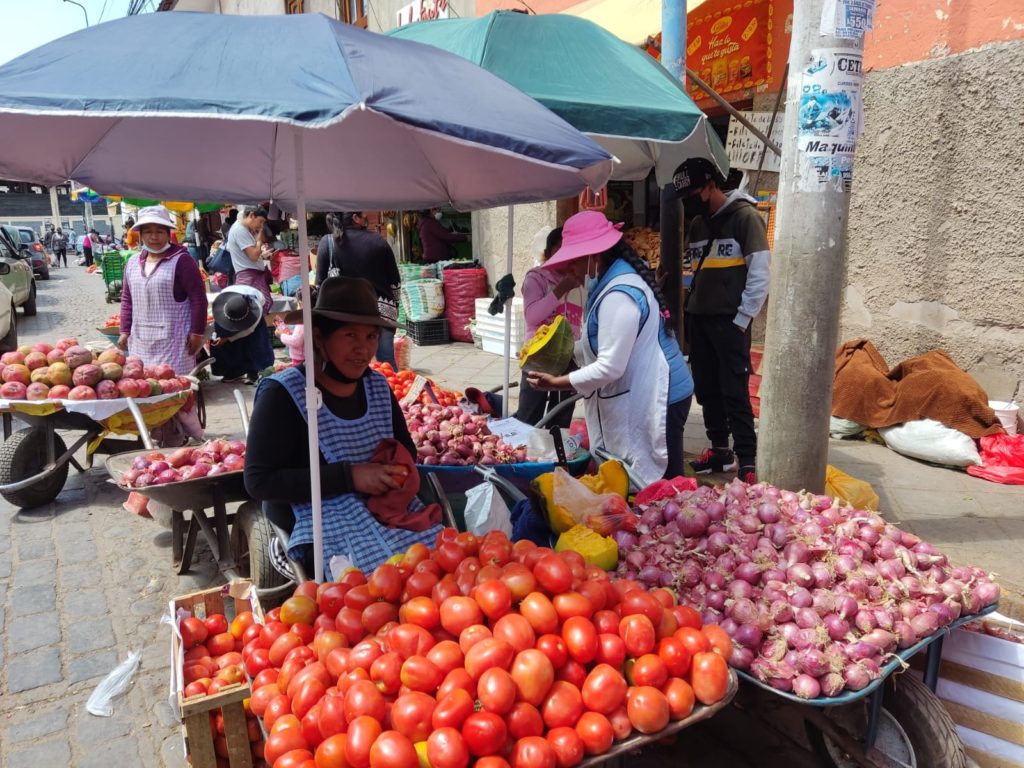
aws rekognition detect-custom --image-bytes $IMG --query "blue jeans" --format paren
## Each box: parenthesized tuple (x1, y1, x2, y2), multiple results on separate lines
(376, 328, 396, 368)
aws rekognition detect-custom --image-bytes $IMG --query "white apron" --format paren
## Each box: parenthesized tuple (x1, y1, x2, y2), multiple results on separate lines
(578, 271, 670, 486)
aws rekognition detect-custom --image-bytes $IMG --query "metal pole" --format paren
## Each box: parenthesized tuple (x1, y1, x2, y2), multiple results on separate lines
(48, 187, 61, 228)
(758, 0, 868, 491)
(752, 64, 789, 193)
(63, 0, 90, 27)
(687, 68, 782, 156)
(660, 0, 686, 340)
(502, 205, 514, 419)
(660, 0, 686, 86)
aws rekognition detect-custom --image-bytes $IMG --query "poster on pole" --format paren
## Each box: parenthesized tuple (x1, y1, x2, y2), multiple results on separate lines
(726, 111, 786, 173)
(797, 48, 863, 193)
(820, 0, 875, 40)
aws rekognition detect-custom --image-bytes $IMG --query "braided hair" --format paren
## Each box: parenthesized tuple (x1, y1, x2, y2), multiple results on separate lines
(598, 241, 674, 328)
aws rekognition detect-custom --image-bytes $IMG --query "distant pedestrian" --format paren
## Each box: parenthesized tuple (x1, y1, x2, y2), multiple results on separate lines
(51, 227, 68, 267)
(82, 230, 94, 266)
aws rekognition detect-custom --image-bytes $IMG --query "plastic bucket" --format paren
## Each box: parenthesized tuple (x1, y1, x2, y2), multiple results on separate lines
(989, 401, 1019, 435)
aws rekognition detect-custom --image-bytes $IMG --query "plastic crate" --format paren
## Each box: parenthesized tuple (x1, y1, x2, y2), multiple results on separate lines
(407, 318, 450, 346)
(99, 252, 126, 284)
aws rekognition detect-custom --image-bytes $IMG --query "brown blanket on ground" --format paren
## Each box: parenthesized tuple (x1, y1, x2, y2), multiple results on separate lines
(832, 339, 1003, 439)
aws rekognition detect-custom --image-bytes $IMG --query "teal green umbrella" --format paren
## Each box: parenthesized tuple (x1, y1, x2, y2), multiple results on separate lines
(390, 11, 728, 183)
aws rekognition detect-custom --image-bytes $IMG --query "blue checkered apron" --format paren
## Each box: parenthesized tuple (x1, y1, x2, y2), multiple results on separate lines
(262, 366, 441, 576)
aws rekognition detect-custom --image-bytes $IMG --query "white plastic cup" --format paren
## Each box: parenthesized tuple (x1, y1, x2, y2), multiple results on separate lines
(989, 401, 1020, 435)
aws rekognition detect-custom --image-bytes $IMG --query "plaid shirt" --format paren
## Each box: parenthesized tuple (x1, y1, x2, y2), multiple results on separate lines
(268, 366, 440, 575)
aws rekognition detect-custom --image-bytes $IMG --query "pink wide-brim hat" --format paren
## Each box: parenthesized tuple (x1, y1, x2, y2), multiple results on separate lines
(542, 210, 624, 270)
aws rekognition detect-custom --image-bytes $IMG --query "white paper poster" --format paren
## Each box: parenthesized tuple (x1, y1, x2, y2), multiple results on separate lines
(725, 112, 786, 173)
(820, 0, 875, 39)
(797, 48, 864, 193)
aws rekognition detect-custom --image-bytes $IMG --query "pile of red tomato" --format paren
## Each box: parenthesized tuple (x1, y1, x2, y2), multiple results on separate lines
(235, 529, 732, 768)
(370, 362, 462, 408)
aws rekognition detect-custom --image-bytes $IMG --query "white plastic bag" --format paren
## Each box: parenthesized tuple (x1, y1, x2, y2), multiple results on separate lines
(86, 650, 142, 716)
(829, 416, 866, 439)
(526, 429, 581, 462)
(464, 482, 512, 537)
(879, 419, 982, 467)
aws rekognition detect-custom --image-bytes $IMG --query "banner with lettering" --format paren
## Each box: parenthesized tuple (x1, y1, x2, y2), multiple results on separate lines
(686, 0, 775, 102)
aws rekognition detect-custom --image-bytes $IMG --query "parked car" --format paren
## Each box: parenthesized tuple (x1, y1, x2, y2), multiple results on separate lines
(0, 231, 36, 351)
(1, 225, 50, 280)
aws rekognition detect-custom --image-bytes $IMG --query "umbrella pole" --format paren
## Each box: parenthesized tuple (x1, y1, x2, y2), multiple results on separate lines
(293, 131, 324, 583)
(502, 205, 514, 419)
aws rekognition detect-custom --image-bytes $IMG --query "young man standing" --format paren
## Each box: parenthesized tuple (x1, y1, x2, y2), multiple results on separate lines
(674, 158, 770, 483)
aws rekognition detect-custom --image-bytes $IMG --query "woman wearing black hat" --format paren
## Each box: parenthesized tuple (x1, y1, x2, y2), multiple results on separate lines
(209, 286, 275, 384)
(244, 277, 441, 577)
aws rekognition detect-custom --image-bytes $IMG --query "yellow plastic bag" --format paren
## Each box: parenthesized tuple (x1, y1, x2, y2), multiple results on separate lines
(555, 525, 619, 571)
(825, 464, 879, 510)
(519, 315, 574, 375)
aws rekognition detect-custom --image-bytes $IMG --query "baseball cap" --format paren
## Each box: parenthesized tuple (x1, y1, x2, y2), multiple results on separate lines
(671, 158, 723, 197)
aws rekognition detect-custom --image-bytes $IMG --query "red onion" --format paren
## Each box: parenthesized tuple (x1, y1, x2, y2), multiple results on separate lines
(777, 623, 800, 647)
(972, 580, 1000, 608)
(729, 645, 754, 670)
(836, 594, 858, 620)
(787, 564, 815, 589)
(762, 567, 788, 583)
(795, 608, 822, 630)
(819, 672, 845, 698)
(677, 505, 709, 537)
(834, 554, 858, 577)
(909, 611, 940, 639)
(761, 636, 788, 661)
(676, 560, 702, 588)
(791, 628, 820, 652)
(823, 614, 850, 641)
(798, 648, 830, 678)
(792, 674, 821, 700)
(843, 661, 875, 691)
(762, 583, 787, 602)
(702, 609, 722, 626)
(844, 641, 880, 661)
(763, 523, 789, 548)
(703, 569, 726, 591)
(845, 577, 869, 600)
(771, 600, 794, 624)
(854, 610, 877, 634)
(726, 579, 754, 601)
(893, 622, 916, 649)
(719, 617, 738, 637)
(625, 550, 647, 570)
(705, 590, 726, 611)
(790, 587, 813, 609)
(707, 532, 732, 555)
(613, 530, 637, 550)
(874, 538, 897, 560)
(758, 502, 781, 524)
(662, 501, 680, 522)
(859, 525, 880, 546)
(860, 629, 895, 651)
(811, 590, 836, 617)
(638, 566, 662, 586)
(811, 562, 836, 588)
(734, 624, 763, 649)
(873, 609, 895, 631)
(705, 501, 726, 522)
(734, 562, 762, 585)
(729, 598, 758, 626)
(784, 541, 810, 566)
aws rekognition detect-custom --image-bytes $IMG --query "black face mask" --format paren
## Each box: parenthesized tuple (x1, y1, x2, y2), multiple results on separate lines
(316, 349, 364, 385)
(683, 193, 709, 220)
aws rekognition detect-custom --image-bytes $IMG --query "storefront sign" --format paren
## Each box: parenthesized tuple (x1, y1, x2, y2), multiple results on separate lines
(396, 0, 449, 27)
(686, 0, 775, 102)
(797, 48, 864, 193)
(725, 111, 786, 173)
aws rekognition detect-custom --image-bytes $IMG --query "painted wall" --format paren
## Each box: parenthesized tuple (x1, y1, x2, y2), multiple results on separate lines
(471, 202, 559, 295)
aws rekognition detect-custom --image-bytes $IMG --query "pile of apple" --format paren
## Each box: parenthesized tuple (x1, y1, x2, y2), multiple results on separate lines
(179, 611, 265, 762)
(120, 438, 246, 487)
(0, 337, 192, 401)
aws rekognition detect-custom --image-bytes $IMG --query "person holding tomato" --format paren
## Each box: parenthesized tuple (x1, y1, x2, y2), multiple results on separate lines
(244, 277, 442, 577)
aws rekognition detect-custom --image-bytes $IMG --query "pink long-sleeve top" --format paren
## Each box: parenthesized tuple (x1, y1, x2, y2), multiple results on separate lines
(119, 245, 208, 336)
(521, 266, 583, 339)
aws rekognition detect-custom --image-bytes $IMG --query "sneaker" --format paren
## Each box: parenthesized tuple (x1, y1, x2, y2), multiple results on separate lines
(221, 375, 245, 384)
(738, 465, 757, 484)
(690, 447, 737, 474)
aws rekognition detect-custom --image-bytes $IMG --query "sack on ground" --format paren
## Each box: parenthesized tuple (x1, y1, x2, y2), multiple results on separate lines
(464, 482, 512, 537)
(830, 416, 866, 439)
(878, 419, 982, 467)
(400, 279, 445, 322)
(824, 464, 879, 510)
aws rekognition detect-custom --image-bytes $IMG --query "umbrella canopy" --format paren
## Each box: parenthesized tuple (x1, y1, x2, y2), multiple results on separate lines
(0, 11, 613, 209)
(389, 11, 729, 184)
(0, 11, 614, 582)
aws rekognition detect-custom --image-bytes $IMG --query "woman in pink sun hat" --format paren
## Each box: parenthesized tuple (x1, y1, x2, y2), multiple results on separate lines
(528, 210, 694, 485)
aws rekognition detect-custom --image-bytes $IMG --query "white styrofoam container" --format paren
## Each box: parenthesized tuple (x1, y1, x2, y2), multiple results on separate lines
(481, 334, 518, 356)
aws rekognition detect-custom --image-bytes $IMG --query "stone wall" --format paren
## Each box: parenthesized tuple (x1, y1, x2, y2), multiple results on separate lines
(471, 203, 559, 294)
(842, 40, 1024, 401)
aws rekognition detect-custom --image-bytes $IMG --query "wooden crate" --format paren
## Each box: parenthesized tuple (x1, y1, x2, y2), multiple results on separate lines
(170, 581, 264, 768)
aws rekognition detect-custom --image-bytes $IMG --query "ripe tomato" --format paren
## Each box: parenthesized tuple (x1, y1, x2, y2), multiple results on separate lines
(367, 563, 403, 602)
(535, 634, 568, 670)
(555, 659, 587, 689)
(335, 608, 366, 646)
(399, 596, 440, 630)
(318, 692, 347, 739)
(476, 758, 512, 768)
(561, 617, 598, 665)
(427, 641, 465, 677)
(619, 591, 664, 625)
(592, 610, 619, 635)
(552, 592, 593, 622)
(533, 554, 573, 595)
(435, 542, 466, 574)
(478, 667, 517, 715)
(511, 736, 556, 768)
(574, 712, 613, 756)
(629, 654, 668, 688)
(293, 677, 327, 720)
(404, 571, 440, 601)
(271, 714, 302, 735)
(386, 623, 435, 659)
(400, 655, 443, 693)
(345, 585, 375, 612)
(280, 596, 319, 626)
(183, 680, 208, 698)
(427, 726, 471, 768)
(492, 614, 536, 653)
(313, 631, 346, 665)
(462, 711, 508, 757)
(325, 647, 351, 680)
(207, 631, 236, 658)
(673, 604, 702, 630)
(263, 694, 292, 730)
(440, 596, 483, 636)
(626, 686, 670, 734)
(546, 726, 585, 768)
(361, 602, 399, 634)
(389, 692, 436, 743)
(479, 539, 513, 567)
(618, 614, 656, 657)
(463, 638, 515, 681)
(432, 688, 475, 730)
(690, 651, 729, 705)
(370, 651, 403, 694)
(500, 563, 537, 602)
(506, 702, 545, 739)
(349, 639, 384, 670)
(230, 610, 257, 640)
(576, 581, 607, 613)
(265, 718, 308, 763)
(437, 668, 474, 701)
(581, 664, 627, 715)
(474, 579, 512, 620)
(369, 730, 418, 768)
(203, 614, 229, 636)
(541, 680, 584, 729)
(510, 648, 555, 707)
(317, 583, 349, 619)
(253, 668, 280, 689)
(656, 608, 679, 641)
(663, 677, 696, 720)
(344, 680, 386, 723)
(519, 593, 559, 635)
(315, 733, 348, 768)
(674, 627, 710, 659)
(345, 715, 383, 768)
(594, 633, 626, 668)
(657, 637, 692, 678)
(607, 706, 632, 741)
(268, 633, 304, 668)
(244, 647, 271, 678)
(276, 748, 315, 768)
(458, 624, 493, 654)
(402, 542, 431, 569)
(701, 624, 732, 658)
(302, 701, 324, 749)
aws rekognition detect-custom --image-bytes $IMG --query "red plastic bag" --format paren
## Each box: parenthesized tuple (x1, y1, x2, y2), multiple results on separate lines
(966, 433, 1024, 485)
(442, 267, 487, 343)
(634, 476, 698, 506)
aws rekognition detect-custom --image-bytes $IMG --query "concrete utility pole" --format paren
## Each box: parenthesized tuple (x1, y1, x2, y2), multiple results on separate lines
(660, 0, 687, 338)
(758, 0, 869, 492)
(48, 187, 61, 227)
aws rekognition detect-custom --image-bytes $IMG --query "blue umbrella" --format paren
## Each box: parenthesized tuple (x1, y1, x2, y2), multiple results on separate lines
(0, 11, 614, 581)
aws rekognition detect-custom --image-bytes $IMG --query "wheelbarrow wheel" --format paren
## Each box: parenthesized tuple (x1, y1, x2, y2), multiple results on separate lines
(806, 674, 966, 768)
(231, 502, 288, 590)
(0, 427, 68, 509)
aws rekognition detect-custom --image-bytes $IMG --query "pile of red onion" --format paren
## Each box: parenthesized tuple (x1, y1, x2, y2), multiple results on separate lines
(405, 403, 527, 466)
(615, 478, 1000, 700)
